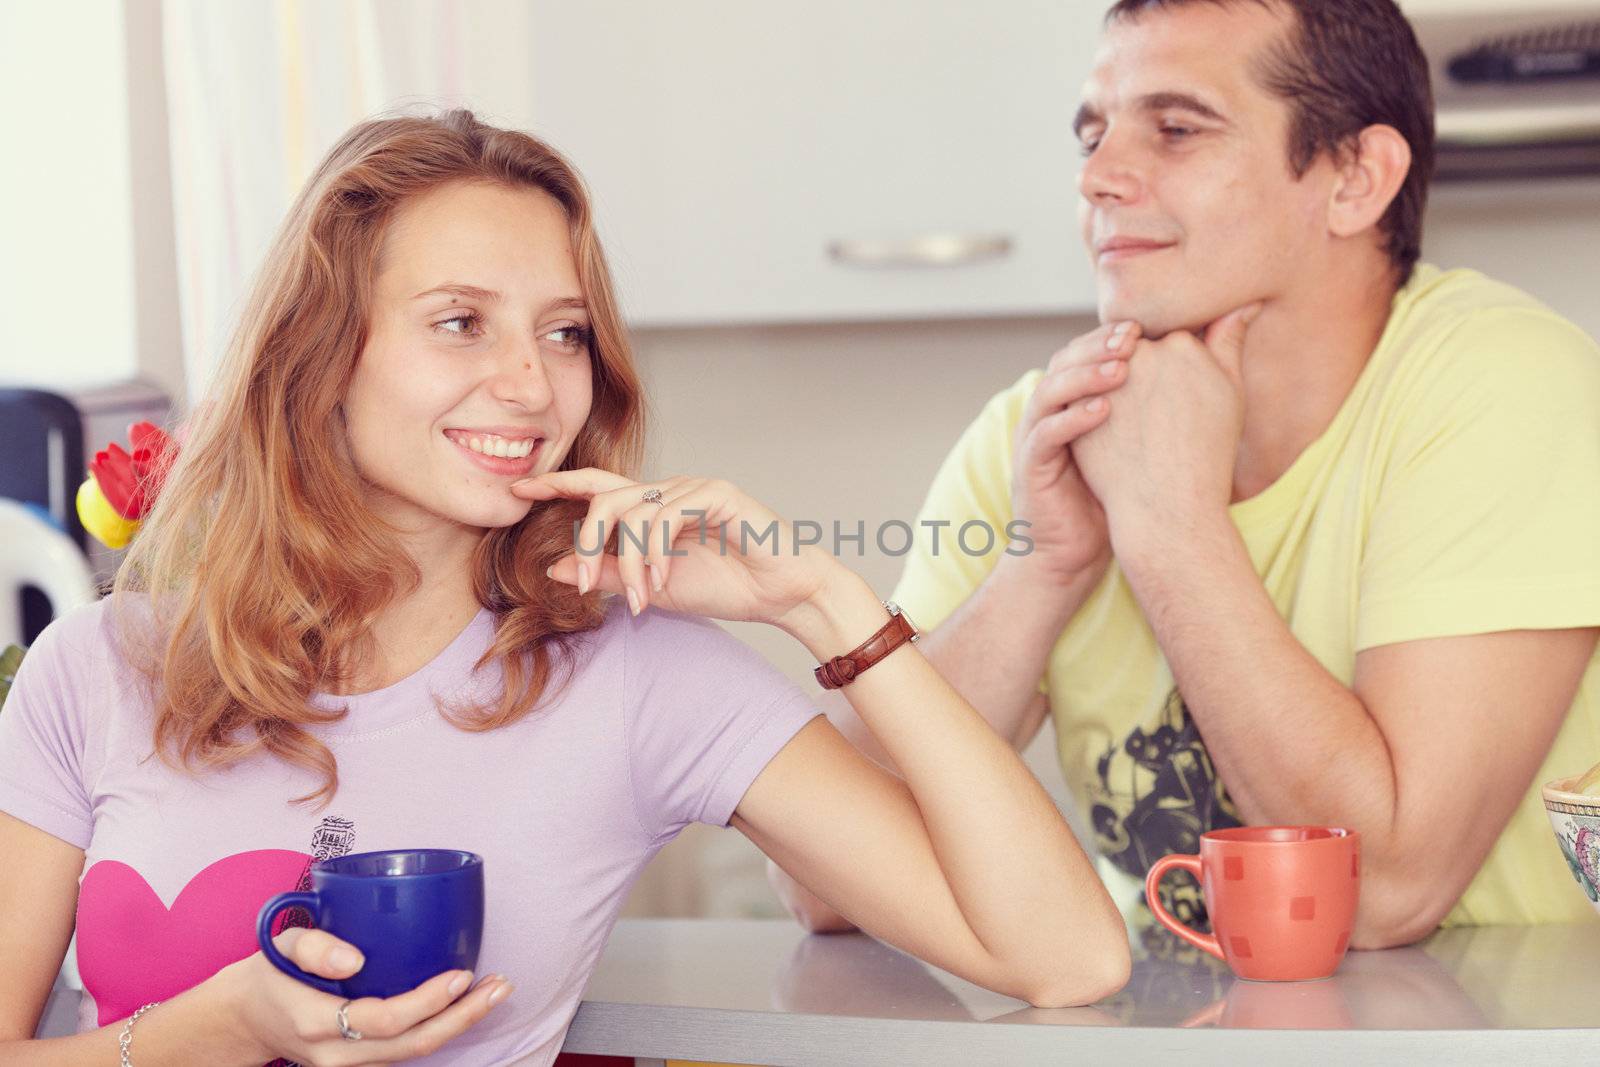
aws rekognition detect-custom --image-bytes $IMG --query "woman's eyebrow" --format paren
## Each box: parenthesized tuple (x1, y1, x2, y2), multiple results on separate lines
(410, 285, 585, 314)
(412, 283, 502, 303)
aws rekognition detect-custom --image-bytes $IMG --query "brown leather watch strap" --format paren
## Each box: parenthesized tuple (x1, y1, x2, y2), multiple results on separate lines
(814, 603, 919, 689)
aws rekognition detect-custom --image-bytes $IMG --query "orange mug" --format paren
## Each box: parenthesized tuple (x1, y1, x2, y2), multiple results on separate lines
(1145, 826, 1360, 982)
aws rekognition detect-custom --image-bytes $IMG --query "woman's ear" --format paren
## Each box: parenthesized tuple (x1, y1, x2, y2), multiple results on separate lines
(1327, 124, 1412, 240)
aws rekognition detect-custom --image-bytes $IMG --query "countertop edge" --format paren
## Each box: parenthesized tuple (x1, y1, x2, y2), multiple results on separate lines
(562, 1001, 1600, 1065)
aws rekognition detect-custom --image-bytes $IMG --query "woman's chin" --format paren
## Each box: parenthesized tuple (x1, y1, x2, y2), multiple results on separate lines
(473, 500, 537, 530)
(429, 495, 535, 532)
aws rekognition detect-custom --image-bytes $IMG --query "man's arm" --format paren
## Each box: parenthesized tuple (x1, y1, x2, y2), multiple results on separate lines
(1067, 302, 1600, 947)
(1116, 513, 1598, 948)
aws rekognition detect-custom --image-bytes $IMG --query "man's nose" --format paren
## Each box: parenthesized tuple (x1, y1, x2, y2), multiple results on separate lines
(1077, 131, 1143, 206)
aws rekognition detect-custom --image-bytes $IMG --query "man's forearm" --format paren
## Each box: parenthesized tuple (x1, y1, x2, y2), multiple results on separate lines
(1113, 513, 1407, 938)
(829, 555, 1101, 769)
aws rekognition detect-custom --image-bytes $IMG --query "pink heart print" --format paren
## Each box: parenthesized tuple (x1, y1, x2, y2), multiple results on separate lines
(76, 849, 311, 1025)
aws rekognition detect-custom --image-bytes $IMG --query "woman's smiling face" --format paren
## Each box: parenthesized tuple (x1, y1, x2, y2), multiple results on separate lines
(343, 180, 595, 535)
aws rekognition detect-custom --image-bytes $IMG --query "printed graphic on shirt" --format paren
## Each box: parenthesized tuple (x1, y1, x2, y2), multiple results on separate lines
(1088, 687, 1241, 930)
(279, 815, 357, 932)
(77, 849, 311, 1026)
(271, 816, 356, 1067)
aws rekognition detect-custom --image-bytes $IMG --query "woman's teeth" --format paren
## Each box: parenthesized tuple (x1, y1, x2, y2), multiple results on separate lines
(460, 434, 536, 459)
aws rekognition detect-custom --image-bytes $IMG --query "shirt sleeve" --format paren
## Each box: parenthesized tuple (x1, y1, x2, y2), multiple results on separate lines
(623, 608, 821, 840)
(1356, 307, 1600, 650)
(889, 369, 1040, 633)
(0, 611, 96, 849)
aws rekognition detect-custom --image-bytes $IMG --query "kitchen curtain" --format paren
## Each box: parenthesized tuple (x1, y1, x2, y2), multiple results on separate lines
(160, 0, 538, 400)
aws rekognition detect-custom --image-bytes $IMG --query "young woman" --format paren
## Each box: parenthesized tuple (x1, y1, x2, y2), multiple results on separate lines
(0, 110, 1128, 1067)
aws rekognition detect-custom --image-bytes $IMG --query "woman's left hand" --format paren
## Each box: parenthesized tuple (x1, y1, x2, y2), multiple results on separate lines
(512, 468, 844, 630)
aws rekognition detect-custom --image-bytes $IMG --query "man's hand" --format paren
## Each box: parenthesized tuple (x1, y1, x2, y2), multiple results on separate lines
(1010, 320, 1143, 585)
(1071, 304, 1260, 551)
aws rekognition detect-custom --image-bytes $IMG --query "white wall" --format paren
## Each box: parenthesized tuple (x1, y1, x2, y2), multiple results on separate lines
(0, 3, 140, 391)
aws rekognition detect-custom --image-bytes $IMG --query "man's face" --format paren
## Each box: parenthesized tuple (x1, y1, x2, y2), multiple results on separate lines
(1075, 2, 1334, 335)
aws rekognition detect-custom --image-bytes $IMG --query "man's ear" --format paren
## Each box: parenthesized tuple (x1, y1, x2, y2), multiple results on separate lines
(1327, 124, 1411, 240)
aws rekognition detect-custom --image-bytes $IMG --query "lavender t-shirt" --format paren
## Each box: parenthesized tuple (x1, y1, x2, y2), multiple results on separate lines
(0, 596, 819, 1065)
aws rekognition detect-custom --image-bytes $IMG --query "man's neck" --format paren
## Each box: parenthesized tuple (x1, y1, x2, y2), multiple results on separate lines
(1230, 266, 1398, 503)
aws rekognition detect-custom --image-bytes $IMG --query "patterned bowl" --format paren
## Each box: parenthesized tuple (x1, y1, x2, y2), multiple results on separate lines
(1543, 775, 1600, 915)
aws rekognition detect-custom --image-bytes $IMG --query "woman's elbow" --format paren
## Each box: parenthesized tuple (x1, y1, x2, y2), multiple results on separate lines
(1014, 937, 1132, 1008)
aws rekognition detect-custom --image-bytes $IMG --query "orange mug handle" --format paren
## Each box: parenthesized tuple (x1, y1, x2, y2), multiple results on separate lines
(1144, 853, 1225, 962)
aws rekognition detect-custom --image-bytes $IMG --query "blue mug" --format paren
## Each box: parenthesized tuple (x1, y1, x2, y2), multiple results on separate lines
(256, 848, 484, 998)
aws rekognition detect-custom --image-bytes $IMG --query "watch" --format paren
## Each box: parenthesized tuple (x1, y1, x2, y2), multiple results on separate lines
(813, 602, 920, 689)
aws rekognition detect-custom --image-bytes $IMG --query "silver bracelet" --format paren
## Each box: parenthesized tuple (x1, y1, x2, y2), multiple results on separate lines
(117, 1002, 160, 1067)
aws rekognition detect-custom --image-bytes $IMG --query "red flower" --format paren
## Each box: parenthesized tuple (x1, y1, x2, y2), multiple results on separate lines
(88, 421, 177, 520)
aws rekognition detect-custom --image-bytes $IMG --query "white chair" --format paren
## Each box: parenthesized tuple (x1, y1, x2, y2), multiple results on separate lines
(0, 497, 98, 648)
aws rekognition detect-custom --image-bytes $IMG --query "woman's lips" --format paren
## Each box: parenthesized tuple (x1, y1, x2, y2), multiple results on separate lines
(444, 434, 542, 477)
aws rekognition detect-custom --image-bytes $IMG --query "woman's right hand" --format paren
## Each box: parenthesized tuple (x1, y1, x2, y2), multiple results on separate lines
(1010, 319, 1142, 585)
(220, 927, 512, 1066)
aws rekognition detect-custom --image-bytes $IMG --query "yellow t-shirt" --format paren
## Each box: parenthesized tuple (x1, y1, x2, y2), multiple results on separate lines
(892, 264, 1600, 927)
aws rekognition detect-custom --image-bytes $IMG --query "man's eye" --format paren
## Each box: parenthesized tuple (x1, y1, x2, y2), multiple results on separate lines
(1078, 137, 1102, 158)
(434, 312, 482, 337)
(1159, 125, 1197, 141)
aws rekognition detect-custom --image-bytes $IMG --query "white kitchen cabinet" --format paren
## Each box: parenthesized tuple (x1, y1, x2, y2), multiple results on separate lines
(526, 1, 1105, 327)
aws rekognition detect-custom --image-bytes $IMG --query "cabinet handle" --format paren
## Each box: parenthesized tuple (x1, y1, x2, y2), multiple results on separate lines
(827, 234, 1013, 268)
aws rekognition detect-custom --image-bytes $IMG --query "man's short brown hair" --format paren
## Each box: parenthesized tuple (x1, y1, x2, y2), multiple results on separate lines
(1105, 0, 1435, 283)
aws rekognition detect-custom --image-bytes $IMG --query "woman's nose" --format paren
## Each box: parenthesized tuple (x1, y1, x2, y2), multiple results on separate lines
(489, 337, 555, 411)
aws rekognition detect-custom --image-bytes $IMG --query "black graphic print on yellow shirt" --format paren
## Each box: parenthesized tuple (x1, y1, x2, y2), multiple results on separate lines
(1089, 688, 1241, 931)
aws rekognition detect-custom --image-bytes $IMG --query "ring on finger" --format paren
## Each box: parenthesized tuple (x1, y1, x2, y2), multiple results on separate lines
(642, 487, 664, 507)
(337, 1000, 363, 1041)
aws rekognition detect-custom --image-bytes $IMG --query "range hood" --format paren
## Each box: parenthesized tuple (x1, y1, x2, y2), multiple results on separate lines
(1412, 6, 1600, 181)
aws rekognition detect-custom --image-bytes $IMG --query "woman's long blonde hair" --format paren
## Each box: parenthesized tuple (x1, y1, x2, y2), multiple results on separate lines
(115, 109, 644, 807)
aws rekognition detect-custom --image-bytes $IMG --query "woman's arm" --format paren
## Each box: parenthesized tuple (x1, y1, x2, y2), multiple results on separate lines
(0, 811, 252, 1063)
(735, 569, 1129, 1008)
(0, 811, 84, 1045)
(0, 810, 509, 1064)
(516, 468, 1130, 1004)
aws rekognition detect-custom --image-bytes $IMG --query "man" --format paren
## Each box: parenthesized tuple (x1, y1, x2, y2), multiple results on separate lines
(772, 0, 1600, 948)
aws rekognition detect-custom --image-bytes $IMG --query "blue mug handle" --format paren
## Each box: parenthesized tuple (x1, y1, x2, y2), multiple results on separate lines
(256, 891, 343, 996)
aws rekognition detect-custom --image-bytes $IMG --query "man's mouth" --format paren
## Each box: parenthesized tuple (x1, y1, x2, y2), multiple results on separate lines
(1096, 236, 1178, 263)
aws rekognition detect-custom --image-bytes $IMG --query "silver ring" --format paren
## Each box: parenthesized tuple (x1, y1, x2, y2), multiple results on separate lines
(642, 487, 664, 507)
(337, 1000, 363, 1041)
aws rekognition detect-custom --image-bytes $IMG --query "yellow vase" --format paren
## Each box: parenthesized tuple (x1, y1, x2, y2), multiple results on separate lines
(76, 478, 141, 550)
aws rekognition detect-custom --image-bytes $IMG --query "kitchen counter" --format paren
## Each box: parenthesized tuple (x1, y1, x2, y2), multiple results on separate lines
(560, 918, 1600, 1065)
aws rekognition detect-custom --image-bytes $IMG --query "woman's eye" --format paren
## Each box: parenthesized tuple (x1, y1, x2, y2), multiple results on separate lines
(1078, 139, 1100, 158)
(1159, 125, 1197, 142)
(434, 312, 483, 338)
(544, 325, 591, 349)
